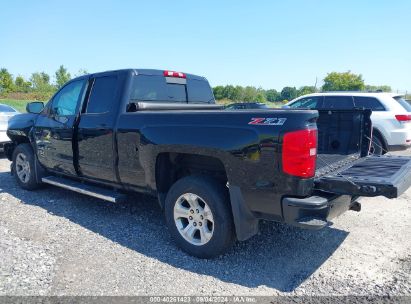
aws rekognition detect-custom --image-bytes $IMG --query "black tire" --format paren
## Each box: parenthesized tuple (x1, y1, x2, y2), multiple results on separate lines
(164, 175, 235, 258)
(370, 135, 384, 156)
(12, 143, 42, 190)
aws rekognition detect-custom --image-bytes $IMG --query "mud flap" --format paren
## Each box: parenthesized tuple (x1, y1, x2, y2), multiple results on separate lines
(315, 155, 411, 198)
(228, 185, 259, 241)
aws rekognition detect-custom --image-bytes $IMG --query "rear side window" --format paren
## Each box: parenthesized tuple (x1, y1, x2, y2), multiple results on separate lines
(394, 96, 411, 112)
(187, 79, 215, 103)
(353, 96, 385, 111)
(322, 96, 354, 109)
(86, 76, 118, 113)
(290, 97, 322, 109)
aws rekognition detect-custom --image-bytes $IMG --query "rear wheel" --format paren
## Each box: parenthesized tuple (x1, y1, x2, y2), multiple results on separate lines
(12, 144, 42, 190)
(164, 175, 235, 258)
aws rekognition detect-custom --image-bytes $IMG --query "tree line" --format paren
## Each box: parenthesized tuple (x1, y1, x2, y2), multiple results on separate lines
(213, 85, 318, 103)
(0, 66, 86, 100)
(214, 71, 392, 103)
(0, 67, 394, 102)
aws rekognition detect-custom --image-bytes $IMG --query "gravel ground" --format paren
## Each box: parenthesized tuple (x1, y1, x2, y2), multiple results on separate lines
(0, 152, 410, 297)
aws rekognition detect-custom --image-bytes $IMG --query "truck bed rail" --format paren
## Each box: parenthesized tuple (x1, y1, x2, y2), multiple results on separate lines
(129, 102, 223, 111)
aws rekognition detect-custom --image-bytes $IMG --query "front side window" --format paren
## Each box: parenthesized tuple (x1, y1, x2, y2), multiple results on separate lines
(86, 76, 118, 113)
(322, 96, 354, 109)
(353, 96, 385, 111)
(51, 80, 86, 116)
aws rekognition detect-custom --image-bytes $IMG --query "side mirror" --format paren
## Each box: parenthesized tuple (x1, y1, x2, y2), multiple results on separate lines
(26, 102, 44, 114)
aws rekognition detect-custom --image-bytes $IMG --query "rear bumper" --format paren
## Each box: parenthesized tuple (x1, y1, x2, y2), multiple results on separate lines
(387, 144, 410, 152)
(281, 193, 355, 229)
(387, 129, 411, 148)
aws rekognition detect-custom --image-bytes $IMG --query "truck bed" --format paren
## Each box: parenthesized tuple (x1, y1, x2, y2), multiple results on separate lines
(315, 109, 371, 177)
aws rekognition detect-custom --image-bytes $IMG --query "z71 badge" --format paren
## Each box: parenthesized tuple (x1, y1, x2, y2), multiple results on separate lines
(248, 117, 287, 126)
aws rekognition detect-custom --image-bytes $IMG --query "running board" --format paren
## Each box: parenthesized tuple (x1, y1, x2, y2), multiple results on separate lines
(41, 176, 127, 203)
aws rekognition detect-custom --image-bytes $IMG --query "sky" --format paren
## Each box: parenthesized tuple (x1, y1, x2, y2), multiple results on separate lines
(1, 0, 410, 92)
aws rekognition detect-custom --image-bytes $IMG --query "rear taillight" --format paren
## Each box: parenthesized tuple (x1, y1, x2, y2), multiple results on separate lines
(282, 128, 317, 178)
(395, 114, 411, 122)
(163, 70, 186, 78)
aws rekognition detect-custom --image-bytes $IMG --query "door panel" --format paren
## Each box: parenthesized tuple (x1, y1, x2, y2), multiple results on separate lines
(34, 79, 87, 175)
(77, 75, 118, 182)
(77, 114, 115, 181)
(35, 114, 78, 174)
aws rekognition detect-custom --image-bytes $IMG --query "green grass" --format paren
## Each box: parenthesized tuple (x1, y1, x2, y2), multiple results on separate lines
(0, 99, 30, 113)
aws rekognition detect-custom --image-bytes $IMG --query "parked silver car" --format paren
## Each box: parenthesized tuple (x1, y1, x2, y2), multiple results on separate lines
(0, 104, 19, 152)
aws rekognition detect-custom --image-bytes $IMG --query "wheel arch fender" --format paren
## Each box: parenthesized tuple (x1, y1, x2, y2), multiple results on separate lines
(152, 149, 259, 242)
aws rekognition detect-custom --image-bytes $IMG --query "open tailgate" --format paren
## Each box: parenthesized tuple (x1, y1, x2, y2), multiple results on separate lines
(314, 155, 411, 198)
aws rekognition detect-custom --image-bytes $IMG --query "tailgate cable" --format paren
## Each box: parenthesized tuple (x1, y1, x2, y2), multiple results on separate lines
(364, 135, 392, 156)
(316, 155, 361, 189)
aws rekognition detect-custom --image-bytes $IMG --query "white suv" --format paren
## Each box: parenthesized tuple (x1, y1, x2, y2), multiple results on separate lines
(285, 92, 411, 155)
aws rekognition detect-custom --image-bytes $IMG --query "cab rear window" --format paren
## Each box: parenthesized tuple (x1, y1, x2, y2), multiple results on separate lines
(130, 75, 214, 103)
(187, 79, 214, 103)
(130, 75, 186, 103)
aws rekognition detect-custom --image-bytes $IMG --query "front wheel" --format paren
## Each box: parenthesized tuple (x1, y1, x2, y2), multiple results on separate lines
(164, 175, 235, 258)
(12, 143, 42, 190)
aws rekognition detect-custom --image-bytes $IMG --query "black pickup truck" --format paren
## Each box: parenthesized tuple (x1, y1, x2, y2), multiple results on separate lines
(5, 69, 411, 258)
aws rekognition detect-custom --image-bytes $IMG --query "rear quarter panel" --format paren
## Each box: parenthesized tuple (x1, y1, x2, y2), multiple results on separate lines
(116, 109, 318, 218)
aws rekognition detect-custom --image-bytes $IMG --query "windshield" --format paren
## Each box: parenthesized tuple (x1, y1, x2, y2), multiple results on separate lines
(394, 96, 411, 112)
(0, 104, 17, 112)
